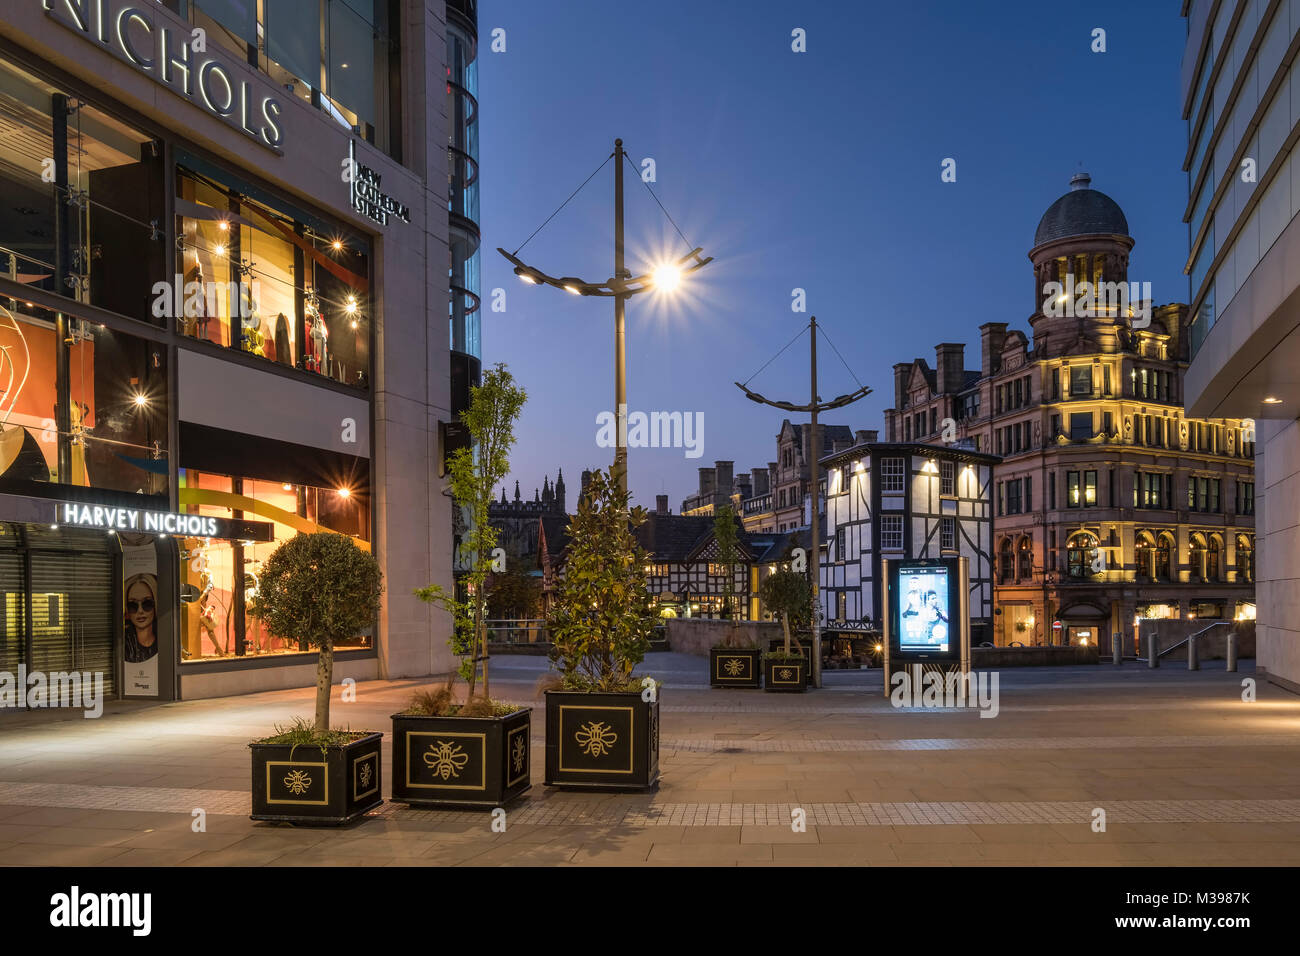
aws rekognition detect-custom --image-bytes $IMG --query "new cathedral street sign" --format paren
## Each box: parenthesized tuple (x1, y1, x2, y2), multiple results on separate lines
(349, 140, 410, 226)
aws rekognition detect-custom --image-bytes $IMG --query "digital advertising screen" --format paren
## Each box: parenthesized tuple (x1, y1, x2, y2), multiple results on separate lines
(897, 565, 951, 654)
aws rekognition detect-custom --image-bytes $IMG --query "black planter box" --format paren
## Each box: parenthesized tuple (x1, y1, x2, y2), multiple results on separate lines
(710, 647, 762, 688)
(767, 639, 813, 685)
(764, 657, 808, 693)
(250, 731, 383, 825)
(390, 708, 531, 809)
(544, 690, 659, 791)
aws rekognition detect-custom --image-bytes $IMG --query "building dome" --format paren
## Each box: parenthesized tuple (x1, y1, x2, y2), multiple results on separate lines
(1033, 173, 1129, 247)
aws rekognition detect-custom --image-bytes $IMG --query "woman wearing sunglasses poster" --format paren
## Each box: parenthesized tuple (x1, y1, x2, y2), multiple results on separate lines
(124, 573, 160, 663)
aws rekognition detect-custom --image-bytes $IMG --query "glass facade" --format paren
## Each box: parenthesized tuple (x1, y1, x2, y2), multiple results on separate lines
(174, 165, 371, 387)
(447, 10, 481, 363)
(172, 0, 402, 157)
(178, 468, 371, 661)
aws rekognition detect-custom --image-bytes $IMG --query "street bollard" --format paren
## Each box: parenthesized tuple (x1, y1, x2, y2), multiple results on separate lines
(1112, 632, 1122, 665)
(1188, 633, 1199, 671)
(1148, 631, 1158, 668)
(1227, 631, 1237, 672)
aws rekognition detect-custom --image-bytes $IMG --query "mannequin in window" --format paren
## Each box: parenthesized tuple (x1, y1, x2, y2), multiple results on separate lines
(238, 282, 266, 357)
(303, 290, 328, 374)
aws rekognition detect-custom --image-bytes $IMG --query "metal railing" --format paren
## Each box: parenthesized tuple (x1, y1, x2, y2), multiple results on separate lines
(1139, 621, 1236, 671)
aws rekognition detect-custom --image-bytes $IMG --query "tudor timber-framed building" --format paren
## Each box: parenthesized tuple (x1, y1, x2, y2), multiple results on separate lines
(819, 441, 998, 645)
(884, 174, 1256, 653)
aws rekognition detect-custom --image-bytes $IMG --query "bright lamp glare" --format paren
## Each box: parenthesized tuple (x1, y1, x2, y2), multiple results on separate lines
(653, 264, 682, 291)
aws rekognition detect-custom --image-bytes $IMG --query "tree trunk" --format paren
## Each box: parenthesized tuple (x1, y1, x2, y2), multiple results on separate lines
(782, 616, 791, 656)
(315, 639, 334, 734)
(479, 606, 489, 699)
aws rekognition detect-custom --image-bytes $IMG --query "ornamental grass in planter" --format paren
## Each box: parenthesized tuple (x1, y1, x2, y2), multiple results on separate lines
(248, 532, 384, 825)
(544, 468, 660, 791)
(401, 362, 532, 809)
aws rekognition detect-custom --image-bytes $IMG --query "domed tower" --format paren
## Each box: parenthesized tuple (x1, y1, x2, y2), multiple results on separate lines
(1028, 173, 1133, 358)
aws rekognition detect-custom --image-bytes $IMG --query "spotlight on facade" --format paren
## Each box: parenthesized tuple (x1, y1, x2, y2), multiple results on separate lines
(331, 239, 344, 251)
(337, 487, 351, 498)
(345, 295, 359, 315)
(217, 220, 229, 231)
(214, 244, 226, 257)
(282, 483, 293, 491)
(1263, 396, 1283, 404)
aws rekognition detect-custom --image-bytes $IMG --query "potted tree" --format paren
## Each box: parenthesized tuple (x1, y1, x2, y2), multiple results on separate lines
(397, 363, 532, 809)
(544, 467, 660, 790)
(248, 532, 384, 825)
(709, 505, 761, 689)
(760, 568, 812, 692)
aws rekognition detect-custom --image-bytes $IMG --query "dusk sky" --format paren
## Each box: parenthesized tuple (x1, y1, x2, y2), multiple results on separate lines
(478, 0, 1189, 510)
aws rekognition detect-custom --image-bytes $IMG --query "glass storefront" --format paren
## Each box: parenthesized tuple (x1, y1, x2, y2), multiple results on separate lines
(174, 165, 371, 387)
(0, 299, 167, 495)
(177, 468, 371, 661)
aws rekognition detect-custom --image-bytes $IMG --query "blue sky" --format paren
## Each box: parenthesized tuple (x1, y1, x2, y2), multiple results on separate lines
(478, 0, 1190, 509)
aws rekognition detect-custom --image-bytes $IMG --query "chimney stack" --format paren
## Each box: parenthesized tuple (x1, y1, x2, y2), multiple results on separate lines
(714, 461, 734, 505)
(698, 467, 716, 498)
(980, 322, 1008, 378)
(935, 343, 965, 395)
(655, 494, 668, 515)
(751, 467, 770, 496)
(893, 363, 911, 412)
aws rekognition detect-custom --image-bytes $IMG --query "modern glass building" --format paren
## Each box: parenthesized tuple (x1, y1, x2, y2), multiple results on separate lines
(0, 0, 473, 702)
(1181, 0, 1299, 688)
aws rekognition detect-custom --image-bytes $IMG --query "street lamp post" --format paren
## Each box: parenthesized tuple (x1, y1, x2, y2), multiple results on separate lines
(499, 138, 712, 498)
(735, 316, 871, 688)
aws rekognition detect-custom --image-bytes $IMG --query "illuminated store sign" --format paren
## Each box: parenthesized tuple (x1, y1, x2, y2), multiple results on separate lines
(43, 0, 285, 151)
(56, 502, 274, 541)
(349, 140, 409, 226)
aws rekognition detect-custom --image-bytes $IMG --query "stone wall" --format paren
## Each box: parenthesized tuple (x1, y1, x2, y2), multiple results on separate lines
(666, 619, 783, 656)
(971, 645, 1099, 667)
(1140, 620, 1256, 661)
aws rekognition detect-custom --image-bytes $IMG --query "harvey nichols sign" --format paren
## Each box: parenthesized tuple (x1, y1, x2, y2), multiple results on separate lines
(43, 0, 285, 151)
(56, 502, 274, 541)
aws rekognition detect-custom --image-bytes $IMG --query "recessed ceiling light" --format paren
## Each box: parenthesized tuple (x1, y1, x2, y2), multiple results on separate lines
(1263, 396, 1283, 404)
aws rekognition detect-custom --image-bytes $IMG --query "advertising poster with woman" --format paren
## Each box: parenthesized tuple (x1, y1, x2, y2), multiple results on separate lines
(898, 565, 951, 654)
(121, 539, 160, 697)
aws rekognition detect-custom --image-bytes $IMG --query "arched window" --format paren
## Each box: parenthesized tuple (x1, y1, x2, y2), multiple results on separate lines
(1189, 533, 1206, 581)
(1067, 532, 1098, 578)
(1017, 535, 1033, 581)
(1135, 532, 1155, 580)
(1206, 535, 1221, 582)
(999, 538, 1014, 583)
(1156, 533, 1174, 582)
(1237, 534, 1254, 583)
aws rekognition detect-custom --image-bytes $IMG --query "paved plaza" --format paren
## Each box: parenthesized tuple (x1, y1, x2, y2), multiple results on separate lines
(0, 654, 1297, 866)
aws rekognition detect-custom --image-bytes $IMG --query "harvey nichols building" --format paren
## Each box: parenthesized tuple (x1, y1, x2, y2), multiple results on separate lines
(0, 0, 481, 702)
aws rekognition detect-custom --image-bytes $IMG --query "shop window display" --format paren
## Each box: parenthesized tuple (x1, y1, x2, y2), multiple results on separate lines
(175, 167, 370, 386)
(0, 301, 167, 494)
(177, 469, 371, 660)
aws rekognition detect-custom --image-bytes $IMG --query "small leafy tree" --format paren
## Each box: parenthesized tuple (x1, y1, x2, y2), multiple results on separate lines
(251, 532, 382, 734)
(759, 568, 812, 657)
(713, 504, 742, 644)
(416, 363, 526, 700)
(547, 467, 656, 691)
